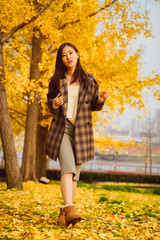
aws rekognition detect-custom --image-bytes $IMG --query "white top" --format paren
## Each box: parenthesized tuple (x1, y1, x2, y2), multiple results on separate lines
(66, 83, 79, 125)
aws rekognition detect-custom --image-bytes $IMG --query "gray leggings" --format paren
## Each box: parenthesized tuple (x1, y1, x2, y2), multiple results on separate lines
(58, 119, 82, 181)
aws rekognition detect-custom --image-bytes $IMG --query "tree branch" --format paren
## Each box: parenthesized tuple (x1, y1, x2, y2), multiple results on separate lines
(59, 0, 117, 30)
(10, 115, 26, 128)
(9, 107, 26, 117)
(2, 0, 55, 44)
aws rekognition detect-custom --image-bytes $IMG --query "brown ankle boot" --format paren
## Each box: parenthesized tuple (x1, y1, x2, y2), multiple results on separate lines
(63, 204, 81, 227)
(57, 207, 66, 225)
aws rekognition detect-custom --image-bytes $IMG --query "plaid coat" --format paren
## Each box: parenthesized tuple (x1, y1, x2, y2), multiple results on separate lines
(45, 74, 105, 164)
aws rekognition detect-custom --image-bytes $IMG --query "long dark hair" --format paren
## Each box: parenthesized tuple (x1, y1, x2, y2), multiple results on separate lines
(50, 43, 89, 89)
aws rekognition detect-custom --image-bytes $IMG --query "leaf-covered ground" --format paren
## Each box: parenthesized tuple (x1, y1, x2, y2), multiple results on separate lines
(0, 181, 160, 240)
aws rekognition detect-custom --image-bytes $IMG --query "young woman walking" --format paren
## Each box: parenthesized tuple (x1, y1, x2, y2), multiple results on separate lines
(45, 43, 109, 227)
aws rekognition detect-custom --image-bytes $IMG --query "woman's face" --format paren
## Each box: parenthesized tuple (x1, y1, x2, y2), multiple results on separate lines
(62, 45, 79, 70)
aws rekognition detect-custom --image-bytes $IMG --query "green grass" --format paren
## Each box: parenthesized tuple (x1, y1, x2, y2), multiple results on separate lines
(77, 181, 160, 195)
(1, 179, 160, 195)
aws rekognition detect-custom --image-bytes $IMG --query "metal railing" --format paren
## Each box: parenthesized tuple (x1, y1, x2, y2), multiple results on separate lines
(48, 159, 160, 175)
(0, 156, 160, 175)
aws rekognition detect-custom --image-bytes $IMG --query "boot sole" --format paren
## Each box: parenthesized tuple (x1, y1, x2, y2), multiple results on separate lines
(66, 217, 81, 227)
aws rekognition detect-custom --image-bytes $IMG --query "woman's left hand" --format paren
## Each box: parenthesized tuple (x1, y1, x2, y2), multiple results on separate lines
(99, 91, 109, 101)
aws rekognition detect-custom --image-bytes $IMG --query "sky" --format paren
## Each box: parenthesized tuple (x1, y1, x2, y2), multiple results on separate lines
(118, 0, 160, 129)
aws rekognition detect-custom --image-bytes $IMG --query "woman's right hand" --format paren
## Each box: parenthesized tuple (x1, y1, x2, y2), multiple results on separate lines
(53, 93, 63, 106)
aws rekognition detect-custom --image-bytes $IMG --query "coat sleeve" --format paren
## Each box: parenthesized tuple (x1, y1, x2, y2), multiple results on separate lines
(88, 74, 105, 111)
(47, 81, 60, 114)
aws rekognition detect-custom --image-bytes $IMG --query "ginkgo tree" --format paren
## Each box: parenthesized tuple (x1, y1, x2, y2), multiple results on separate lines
(0, 0, 55, 189)
(1, 0, 159, 185)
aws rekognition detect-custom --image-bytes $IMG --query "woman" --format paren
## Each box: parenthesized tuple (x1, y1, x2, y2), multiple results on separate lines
(46, 43, 109, 227)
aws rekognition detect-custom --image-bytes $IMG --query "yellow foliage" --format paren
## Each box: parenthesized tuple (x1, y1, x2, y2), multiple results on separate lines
(95, 135, 135, 151)
(1, 0, 159, 138)
(0, 181, 160, 239)
(0, 0, 35, 32)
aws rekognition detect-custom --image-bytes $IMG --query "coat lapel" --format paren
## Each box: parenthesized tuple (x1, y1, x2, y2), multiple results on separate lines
(77, 83, 88, 116)
(59, 77, 68, 118)
(60, 76, 88, 118)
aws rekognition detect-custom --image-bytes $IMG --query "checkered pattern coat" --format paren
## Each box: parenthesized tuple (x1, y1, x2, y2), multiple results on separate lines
(45, 74, 105, 164)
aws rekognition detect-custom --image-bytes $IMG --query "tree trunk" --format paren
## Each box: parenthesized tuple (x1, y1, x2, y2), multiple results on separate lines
(0, 30, 23, 190)
(36, 124, 48, 179)
(21, 28, 42, 181)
